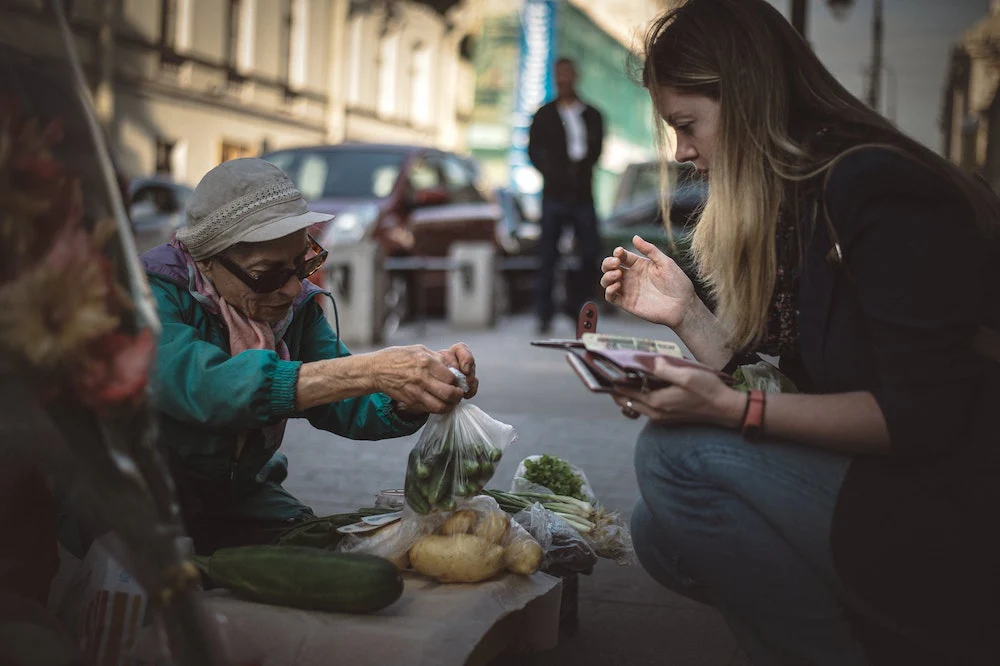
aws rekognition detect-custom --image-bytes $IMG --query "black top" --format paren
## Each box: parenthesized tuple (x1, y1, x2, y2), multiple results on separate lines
(527, 100, 604, 203)
(787, 147, 999, 663)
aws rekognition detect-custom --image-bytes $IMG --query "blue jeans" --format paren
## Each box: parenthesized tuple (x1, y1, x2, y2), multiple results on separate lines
(632, 423, 869, 666)
(534, 197, 601, 324)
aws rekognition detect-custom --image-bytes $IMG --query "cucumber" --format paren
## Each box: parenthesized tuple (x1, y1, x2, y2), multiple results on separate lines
(197, 546, 404, 613)
(426, 455, 455, 505)
(404, 471, 432, 514)
(462, 458, 480, 477)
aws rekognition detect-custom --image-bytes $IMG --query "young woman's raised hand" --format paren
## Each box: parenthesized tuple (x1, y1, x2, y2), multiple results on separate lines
(600, 235, 698, 329)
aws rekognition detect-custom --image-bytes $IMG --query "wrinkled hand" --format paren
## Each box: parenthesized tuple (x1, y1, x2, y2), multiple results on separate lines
(373, 345, 466, 415)
(437, 342, 479, 399)
(612, 358, 744, 428)
(601, 235, 697, 329)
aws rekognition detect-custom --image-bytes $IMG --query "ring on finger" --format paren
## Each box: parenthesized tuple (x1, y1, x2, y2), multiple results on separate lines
(621, 398, 640, 420)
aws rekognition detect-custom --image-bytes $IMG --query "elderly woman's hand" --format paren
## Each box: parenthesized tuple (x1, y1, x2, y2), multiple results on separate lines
(612, 358, 745, 428)
(373, 344, 474, 415)
(437, 342, 478, 399)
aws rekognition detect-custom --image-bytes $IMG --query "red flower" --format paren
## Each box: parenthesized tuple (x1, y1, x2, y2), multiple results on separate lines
(74, 328, 156, 411)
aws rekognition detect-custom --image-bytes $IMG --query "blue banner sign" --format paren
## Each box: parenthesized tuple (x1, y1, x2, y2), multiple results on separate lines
(509, 0, 559, 210)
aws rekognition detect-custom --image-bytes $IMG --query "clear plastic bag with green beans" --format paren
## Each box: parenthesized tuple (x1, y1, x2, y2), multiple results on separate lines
(404, 370, 517, 514)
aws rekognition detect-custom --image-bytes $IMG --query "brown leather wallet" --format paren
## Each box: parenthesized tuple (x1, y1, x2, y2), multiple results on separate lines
(533, 302, 735, 393)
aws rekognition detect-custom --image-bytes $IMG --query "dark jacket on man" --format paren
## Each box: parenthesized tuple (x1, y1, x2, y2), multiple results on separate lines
(528, 100, 604, 203)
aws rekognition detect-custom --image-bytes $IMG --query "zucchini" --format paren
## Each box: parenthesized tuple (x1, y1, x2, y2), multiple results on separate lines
(196, 546, 404, 613)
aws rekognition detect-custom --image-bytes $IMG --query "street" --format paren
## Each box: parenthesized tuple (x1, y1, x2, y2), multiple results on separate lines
(281, 312, 745, 665)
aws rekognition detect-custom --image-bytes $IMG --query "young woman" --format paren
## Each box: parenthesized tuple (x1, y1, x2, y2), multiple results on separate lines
(600, 1, 1000, 664)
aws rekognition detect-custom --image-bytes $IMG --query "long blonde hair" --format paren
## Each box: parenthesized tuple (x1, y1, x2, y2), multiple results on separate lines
(642, 0, 1000, 351)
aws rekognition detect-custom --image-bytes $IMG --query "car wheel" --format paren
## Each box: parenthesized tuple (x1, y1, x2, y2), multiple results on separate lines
(383, 273, 409, 338)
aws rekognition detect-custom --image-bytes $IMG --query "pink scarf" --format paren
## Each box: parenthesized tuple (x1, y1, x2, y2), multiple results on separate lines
(171, 239, 292, 462)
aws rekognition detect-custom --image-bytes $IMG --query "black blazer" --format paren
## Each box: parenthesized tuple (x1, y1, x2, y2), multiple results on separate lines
(788, 147, 999, 663)
(527, 100, 604, 202)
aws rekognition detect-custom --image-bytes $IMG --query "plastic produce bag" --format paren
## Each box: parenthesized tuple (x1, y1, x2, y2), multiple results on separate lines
(52, 536, 150, 666)
(512, 455, 597, 504)
(513, 503, 597, 575)
(404, 370, 517, 514)
(588, 508, 635, 566)
(338, 496, 543, 582)
(511, 456, 634, 566)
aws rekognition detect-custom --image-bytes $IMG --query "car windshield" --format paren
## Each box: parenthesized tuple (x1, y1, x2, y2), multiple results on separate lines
(630, 163, 699, 203)
(264, 149, 406, 200)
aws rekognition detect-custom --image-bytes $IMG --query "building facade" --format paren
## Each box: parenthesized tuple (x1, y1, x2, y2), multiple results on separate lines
(1, 0, 477, 186)
(941, 0, 1000, 188)
(467, 0, 667, 218)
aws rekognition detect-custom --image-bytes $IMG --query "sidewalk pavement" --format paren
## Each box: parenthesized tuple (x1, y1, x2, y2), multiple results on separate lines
(280, 312, 748, 665)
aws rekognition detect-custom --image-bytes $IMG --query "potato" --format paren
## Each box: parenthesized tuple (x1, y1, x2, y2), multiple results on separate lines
(409, 534, 504, 583)
(438, 509, 478, 536)
(472, 510, 510, 544)
(504, 538, 543, 575)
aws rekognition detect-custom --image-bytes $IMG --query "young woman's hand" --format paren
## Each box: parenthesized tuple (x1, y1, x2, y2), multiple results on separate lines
(600, 235, 698, 329)
(612, 357, 745, 428)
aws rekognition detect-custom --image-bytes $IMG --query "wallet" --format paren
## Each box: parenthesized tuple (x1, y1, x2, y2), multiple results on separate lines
(531, 302, 735, 394)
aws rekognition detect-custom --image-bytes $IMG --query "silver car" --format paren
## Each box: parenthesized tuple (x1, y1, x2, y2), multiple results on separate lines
(129, 177, 193, 253)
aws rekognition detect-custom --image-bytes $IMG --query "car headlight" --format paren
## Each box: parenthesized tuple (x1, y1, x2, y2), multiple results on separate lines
(319, 203, 380, 247)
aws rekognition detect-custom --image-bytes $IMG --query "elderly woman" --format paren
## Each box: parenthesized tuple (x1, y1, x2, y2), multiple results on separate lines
(141, 158, 478, 554)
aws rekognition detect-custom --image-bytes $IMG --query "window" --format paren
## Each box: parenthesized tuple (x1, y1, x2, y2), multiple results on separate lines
(220, 140, 254, 163)
(411, 41, 432, 127)
(377, 33, 400, 118)
(133, 184, 179, 214)
(408, 155, 441, 191)
(155, 138, 175, 175)
(346, 16, 364, 105)
(159, 0, 192, 70)
(441, 154, 482, 203)
(296, 154, 328, 200)
(280, 0, 307, 91)
(264, 149, 406, 199)
(160, 0, 177, 50)
(226, 0, 255, 73)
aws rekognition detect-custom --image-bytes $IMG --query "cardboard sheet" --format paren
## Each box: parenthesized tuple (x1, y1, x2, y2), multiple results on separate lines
(130, 571, 562, 665)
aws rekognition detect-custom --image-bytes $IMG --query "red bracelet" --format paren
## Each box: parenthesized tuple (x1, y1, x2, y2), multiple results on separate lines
(741, 389, 766, 441)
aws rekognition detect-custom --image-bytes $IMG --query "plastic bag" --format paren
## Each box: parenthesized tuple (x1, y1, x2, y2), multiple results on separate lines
(513, 503, 597, 575)
(338, 495, 543, 581)
(511, 457, 635, 566)
(733, 361, 799, 393)
(404, 371, 517, 514)
(511, 455, 597, 504)
(52, 535, 150, 666)
(588, 507, 636, 565)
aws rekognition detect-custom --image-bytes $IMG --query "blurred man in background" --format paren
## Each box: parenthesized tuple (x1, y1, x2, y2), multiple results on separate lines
(529, 57, 605, 334)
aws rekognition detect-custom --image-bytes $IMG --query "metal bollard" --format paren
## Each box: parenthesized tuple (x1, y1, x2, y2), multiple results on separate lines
(447, 242, 496, 329)
(321, 240, 385, 346)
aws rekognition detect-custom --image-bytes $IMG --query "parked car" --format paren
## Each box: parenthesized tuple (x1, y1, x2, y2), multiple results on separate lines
(262, 143, 534, 326)
(600, 160, 705, 257)
(128, 177, 193, 253)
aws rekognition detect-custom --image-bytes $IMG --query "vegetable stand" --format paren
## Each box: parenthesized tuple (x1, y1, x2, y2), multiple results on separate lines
(131, 570, 562, 665)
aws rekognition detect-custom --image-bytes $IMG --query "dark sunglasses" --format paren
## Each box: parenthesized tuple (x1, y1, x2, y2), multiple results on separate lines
(215, 235, 328, 294)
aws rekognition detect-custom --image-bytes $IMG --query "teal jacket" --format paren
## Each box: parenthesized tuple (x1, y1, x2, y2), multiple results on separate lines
(142, 244, 425, 522)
